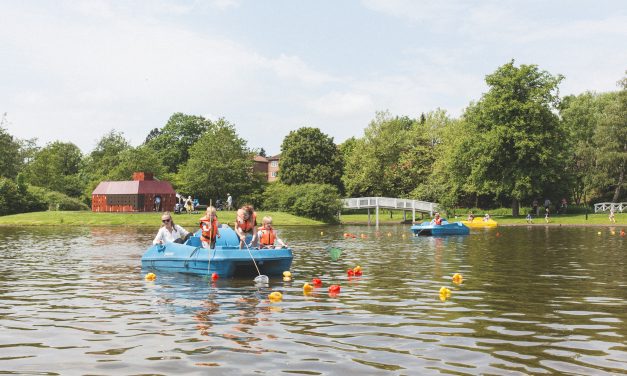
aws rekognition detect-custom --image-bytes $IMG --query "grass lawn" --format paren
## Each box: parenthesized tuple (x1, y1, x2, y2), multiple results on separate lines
(340, 209, 626, 226)
(0, 210, 324, 227)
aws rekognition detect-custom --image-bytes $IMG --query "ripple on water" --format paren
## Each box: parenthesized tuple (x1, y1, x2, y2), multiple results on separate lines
(0, 225, 626, 374)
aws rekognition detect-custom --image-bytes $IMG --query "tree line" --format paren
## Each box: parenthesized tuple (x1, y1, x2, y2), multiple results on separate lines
(0, 61, 624, 219)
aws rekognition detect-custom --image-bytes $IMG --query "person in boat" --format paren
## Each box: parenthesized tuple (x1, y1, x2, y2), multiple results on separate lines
(483, 213, 491, 222)
(235, 204, 257, 248)
(256, 216, 287, 249)
(467, 212, 475, 221)
(199, 206, 220, 249)
(430, 212, 443, 225)
(153, 212, 191, 245)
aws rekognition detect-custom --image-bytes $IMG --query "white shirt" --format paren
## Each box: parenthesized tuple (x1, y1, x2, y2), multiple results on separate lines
(153, 224, 189, 245)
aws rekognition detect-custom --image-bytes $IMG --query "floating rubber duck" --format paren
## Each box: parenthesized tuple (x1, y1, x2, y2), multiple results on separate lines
(347, 269, 355, 277)
(312, 278, 322, 286)
(144, 272, 156, 281)
(598, 231, 602, 235)
(387, 232, 392, 237)
(321, 231, 324, 236)
(452, 273, 463, 285)
(283, 271, 292, 281)
(360, 233, 368, 239)
(621, 229, 625, 237)
(353, 265, 362, 276)
(211, 272, 219, 281)
(328, 285, 341, 294)
(439, 287, 451, 301)
(268, 291, 283, 302)
(496, 232, 501, 238)
(303, 283, 313, 294)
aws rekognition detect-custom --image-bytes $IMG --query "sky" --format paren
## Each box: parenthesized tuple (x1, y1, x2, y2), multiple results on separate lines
(1, 0, 626, 156)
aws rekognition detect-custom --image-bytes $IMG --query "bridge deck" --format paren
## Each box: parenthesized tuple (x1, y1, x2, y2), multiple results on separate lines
(341, 197, 438, 226)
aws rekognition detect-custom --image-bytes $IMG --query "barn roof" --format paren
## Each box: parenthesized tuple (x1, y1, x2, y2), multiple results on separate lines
(92, 180, 176, 195)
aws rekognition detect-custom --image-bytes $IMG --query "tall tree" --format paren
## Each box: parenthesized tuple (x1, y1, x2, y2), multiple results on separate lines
(594, 74, 627, 201)
(279, 127, 343, 189)
(24, 141, 85, 197)
(106, 145, 167, 181)
(144, 113, 212, 173)
(178, 119, 257, 203)
(461, 60, 565, 216)
(0, 116, 22, 179)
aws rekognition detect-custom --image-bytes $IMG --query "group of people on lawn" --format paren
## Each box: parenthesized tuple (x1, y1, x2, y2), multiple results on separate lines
(152, 204, 286, 250)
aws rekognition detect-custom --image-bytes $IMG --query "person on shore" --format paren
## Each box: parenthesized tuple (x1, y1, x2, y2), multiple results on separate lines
(199, 206, 220, 249)
(257, 216, 287, 249)
(235, 205, 257, 248)
(430, 212, 443, 225)
(609, 207, 616, 223)
(526, 212, 533, 224)
(185, 196, 193, 214)
(226, 193, 233, 211)
(153, 212, 190, 245)
(545, 207, 550, 223)
(154, 195, 161, 211)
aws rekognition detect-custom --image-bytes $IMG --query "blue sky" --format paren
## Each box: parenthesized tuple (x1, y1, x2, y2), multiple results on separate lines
(1, 0, 625, 155)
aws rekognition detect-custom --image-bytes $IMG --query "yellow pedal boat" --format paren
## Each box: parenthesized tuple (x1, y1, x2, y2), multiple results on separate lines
(460, 218, 498, 228)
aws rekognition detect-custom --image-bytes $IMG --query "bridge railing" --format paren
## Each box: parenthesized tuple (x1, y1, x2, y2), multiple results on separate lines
(594, 202, 626, 213)
(342, 197, 437, 214)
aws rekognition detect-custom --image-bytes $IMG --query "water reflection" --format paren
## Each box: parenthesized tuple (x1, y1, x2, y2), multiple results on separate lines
(0, 225, 625, 374)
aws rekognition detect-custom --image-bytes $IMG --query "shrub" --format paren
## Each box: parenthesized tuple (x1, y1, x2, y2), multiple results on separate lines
(262, 183, 342, 222)
(0, 178, 47, 215)
(28, 186, 89, 211)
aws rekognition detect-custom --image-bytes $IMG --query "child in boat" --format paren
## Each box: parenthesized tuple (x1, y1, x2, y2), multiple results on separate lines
(235, 204, 257, 248)
(199, 206, 220, 249)
(483, 213, 491, 222)
(256, 216, 287, 249)
(430, 212, 443, 225)
(467, 212, 475, 221)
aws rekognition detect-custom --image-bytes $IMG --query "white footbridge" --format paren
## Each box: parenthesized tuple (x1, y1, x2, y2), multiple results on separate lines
(341, 197, 438, 226)
(594, 202, 626, 213)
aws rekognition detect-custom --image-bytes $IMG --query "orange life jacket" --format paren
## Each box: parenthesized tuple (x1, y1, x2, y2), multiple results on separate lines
(434, 217, 442, 225)
(238, 212, 257, 233)
(258, 225, 276, 246)
(200, 216, 218, 241)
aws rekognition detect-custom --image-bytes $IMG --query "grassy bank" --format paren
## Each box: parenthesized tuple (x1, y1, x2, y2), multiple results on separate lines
(0, 211, 323, 227)
(340, 210, 626, 226)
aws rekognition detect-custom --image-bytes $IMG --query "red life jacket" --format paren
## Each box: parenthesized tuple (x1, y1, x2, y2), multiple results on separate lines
(258, 225, 276, 246)
(238, 212, 257, 233)
(200, 216, 218, 241)
(434, 217, 442, 225)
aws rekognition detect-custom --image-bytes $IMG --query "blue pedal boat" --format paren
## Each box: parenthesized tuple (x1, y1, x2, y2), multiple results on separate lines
(141, 226, 293, 278)
(410, 220, 470, 236)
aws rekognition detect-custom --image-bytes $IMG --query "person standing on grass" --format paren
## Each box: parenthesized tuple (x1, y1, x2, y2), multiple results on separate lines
(609, 207, 616, 223)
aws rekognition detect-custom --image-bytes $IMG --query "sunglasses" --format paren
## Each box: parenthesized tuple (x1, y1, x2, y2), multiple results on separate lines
(162, 218, 171, 223)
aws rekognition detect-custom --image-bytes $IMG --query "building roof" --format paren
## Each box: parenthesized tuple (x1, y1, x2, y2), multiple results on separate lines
(253, 155, 269, 163)
(92, 180, 176, 195)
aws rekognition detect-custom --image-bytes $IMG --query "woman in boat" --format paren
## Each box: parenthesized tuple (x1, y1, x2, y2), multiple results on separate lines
(235, 204, 257, 248)
(430, 212, 443, 225)
(153, 212, 191, 245)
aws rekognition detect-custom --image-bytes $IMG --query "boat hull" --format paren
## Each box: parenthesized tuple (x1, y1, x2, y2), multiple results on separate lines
(460, 218, 498, 228)
(141, 227, 293, 277)
(410, 221, 470, 236)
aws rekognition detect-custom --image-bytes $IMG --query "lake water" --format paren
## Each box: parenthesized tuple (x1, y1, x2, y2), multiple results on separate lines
(0, 225, 626, 375)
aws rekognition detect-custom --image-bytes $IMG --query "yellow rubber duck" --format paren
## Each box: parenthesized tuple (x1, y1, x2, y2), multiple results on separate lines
(439, 287, 451, 301)
(303, 282, 313, 294)
(144, 273, 156, 281)
(268, 291, 283, 302)
(452, 273, 463, 285)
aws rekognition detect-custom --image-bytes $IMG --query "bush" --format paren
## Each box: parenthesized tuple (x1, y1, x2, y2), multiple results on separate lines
(0, 178, 47, 215)
(28, 186, 89, 211)
(262, 183, 342, 222)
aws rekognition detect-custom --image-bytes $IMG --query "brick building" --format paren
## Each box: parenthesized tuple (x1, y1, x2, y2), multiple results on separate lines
(91, 172, 176, 212)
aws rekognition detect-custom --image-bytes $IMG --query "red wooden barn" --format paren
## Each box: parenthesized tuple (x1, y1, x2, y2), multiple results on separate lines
(91, 172, 176, 212)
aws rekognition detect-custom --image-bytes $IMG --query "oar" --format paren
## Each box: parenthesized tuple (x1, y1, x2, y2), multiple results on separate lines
(242, 235, 269, 284)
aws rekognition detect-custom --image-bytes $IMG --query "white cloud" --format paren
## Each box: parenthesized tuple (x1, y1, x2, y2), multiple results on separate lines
(307, 91, 373, 116)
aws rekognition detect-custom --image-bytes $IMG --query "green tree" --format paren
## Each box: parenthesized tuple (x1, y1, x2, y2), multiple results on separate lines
(461, 60, 565, 216)
(279, 127, 343, 189)
(594, 74, 626, 201)
(107, 145, 167, 181)
(0, 117, 22, 179)
(82, 130, 131, 198)
(178, 119, 257, 203)
(24, 141, 85, 197)
(144, 113, 212, 173)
